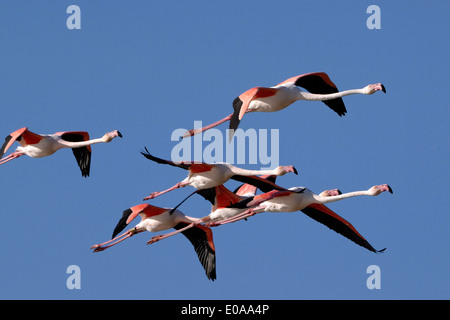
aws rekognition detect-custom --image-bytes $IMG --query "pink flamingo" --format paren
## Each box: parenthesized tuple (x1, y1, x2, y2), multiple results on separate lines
(208, 184, 393, 253)
(182, 72, 386, 139)
(145, 177, 346, 245)
(145, 175, 282, 244)
(0, 127, 122, 177)
(140, 147, 297, 200)
(91, 203, 216, 281)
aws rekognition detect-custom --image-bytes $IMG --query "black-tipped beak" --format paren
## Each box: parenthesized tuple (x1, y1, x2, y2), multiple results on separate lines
(293, 167, 298, 175)
(381, 84, 386, 93)
(117, 130, 123, 138)
(387, 185, 393, 194)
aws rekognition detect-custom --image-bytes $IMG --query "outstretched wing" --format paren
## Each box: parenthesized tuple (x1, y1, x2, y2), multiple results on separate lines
(0, 127, 38, 159)
(230, 87, 278, 134)
(301, 203, 385, 253)
(111, 204, 151, 239)
(230, 175, 289, 193)
(60, 131, 91, 177)
(174, 222, 217, 281)
(233, 175, 278, 196)
(279, 72, 347, 116)
(141, 147, 215, 175)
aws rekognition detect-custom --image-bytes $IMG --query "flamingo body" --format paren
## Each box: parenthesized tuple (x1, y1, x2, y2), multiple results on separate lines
(183, 72, 386, 138)
(93, 203, 217, 281)
(210, 184, 393, 253)
(141, 148, 297, 200)
(0, 127, 122, 177)
(144, 176, 282, 246)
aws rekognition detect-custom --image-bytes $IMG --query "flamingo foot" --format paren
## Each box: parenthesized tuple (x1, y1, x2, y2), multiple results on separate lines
(143, 192, 161, 200)
(92, 246, 107, 253)
(147, 234, 165, 245)
(182, 128, 200, 138)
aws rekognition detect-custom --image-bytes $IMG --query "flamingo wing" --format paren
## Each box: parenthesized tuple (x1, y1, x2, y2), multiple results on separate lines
(0, 127, 41, 159)
(111, 204, 151, 239)
(230, 174, 290, 193)
(280, 72, 347, 116)
(174, 184, 244, 212)
(230, 87, 278, 132)
(173, 222, 217, 281)
(60, 131, 91, 177)
(301, 203, 385, 253)
(141, 148, 215, 175)
(233, 175, 277, 195)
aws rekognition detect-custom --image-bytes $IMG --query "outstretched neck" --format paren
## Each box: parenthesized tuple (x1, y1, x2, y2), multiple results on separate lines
(229, 166, 280, 176)
(61, 138, 105, 149)
(299, 88, 366, 102)
(315, 190, 371, 204)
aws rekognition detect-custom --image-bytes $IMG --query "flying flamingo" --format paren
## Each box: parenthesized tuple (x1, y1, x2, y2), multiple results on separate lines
(140, 147, 298, 200)
(148, 181, 274, 244)
(145, 175, 283, 244)
(0, 127, 122, 177)
(208, 184, 393, 253)
(91, 203, 216, 281)
(182, 72, 386, 139)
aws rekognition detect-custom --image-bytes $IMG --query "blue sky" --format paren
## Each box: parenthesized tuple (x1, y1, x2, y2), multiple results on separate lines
(0, 1, 448, 300)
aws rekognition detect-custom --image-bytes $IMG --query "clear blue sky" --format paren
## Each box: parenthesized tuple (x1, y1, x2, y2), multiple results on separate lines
(0, 1, 448, 300)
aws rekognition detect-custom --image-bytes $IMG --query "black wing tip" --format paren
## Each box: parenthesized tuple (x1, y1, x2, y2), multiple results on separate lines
(111, 208, 133, 239)
(0, 135, 13, 159)
(208, 271, 217, 281)
(376, 247, 387, 253)
(140, 146, 152, 157)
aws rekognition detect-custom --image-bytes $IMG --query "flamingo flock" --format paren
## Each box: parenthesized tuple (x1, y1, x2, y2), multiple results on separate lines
(2, 72, 391, 281)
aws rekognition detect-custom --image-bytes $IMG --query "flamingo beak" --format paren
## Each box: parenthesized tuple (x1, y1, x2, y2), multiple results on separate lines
(381, 84, 386, 93)
(117, 131, 123, 138)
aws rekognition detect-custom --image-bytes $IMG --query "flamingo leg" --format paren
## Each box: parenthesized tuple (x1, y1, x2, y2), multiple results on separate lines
(91, 229, 143, 252)
(147, 221, 199, 245)
(207, 206, 265, 227)
(143, 181, 190, 200)
(182, 114, 233, 138)
(0, 152, 24, 165)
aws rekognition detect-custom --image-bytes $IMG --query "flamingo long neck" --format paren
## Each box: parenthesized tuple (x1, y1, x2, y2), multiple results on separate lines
(299, 88, 366, 102)
(61, 138, 105, 149)
(315, 190, 372, 204)
(229, 166, 280, 176)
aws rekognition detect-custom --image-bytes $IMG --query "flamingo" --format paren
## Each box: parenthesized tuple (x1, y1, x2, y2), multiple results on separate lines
(208, 184, 393, 253)
(0, 127, 122, 177)
(140, 147, 298, 200)
(91, 203, 216, 281)
(182, 72, 386, 140)
(146, 175, 282, 244)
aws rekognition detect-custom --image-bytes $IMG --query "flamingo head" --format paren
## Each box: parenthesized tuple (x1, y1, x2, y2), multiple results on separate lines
(101, 130, 123, 143)
(275, 165, 298, 176)
(364, 83, 386, 94)
(368, 184, 393, 196)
